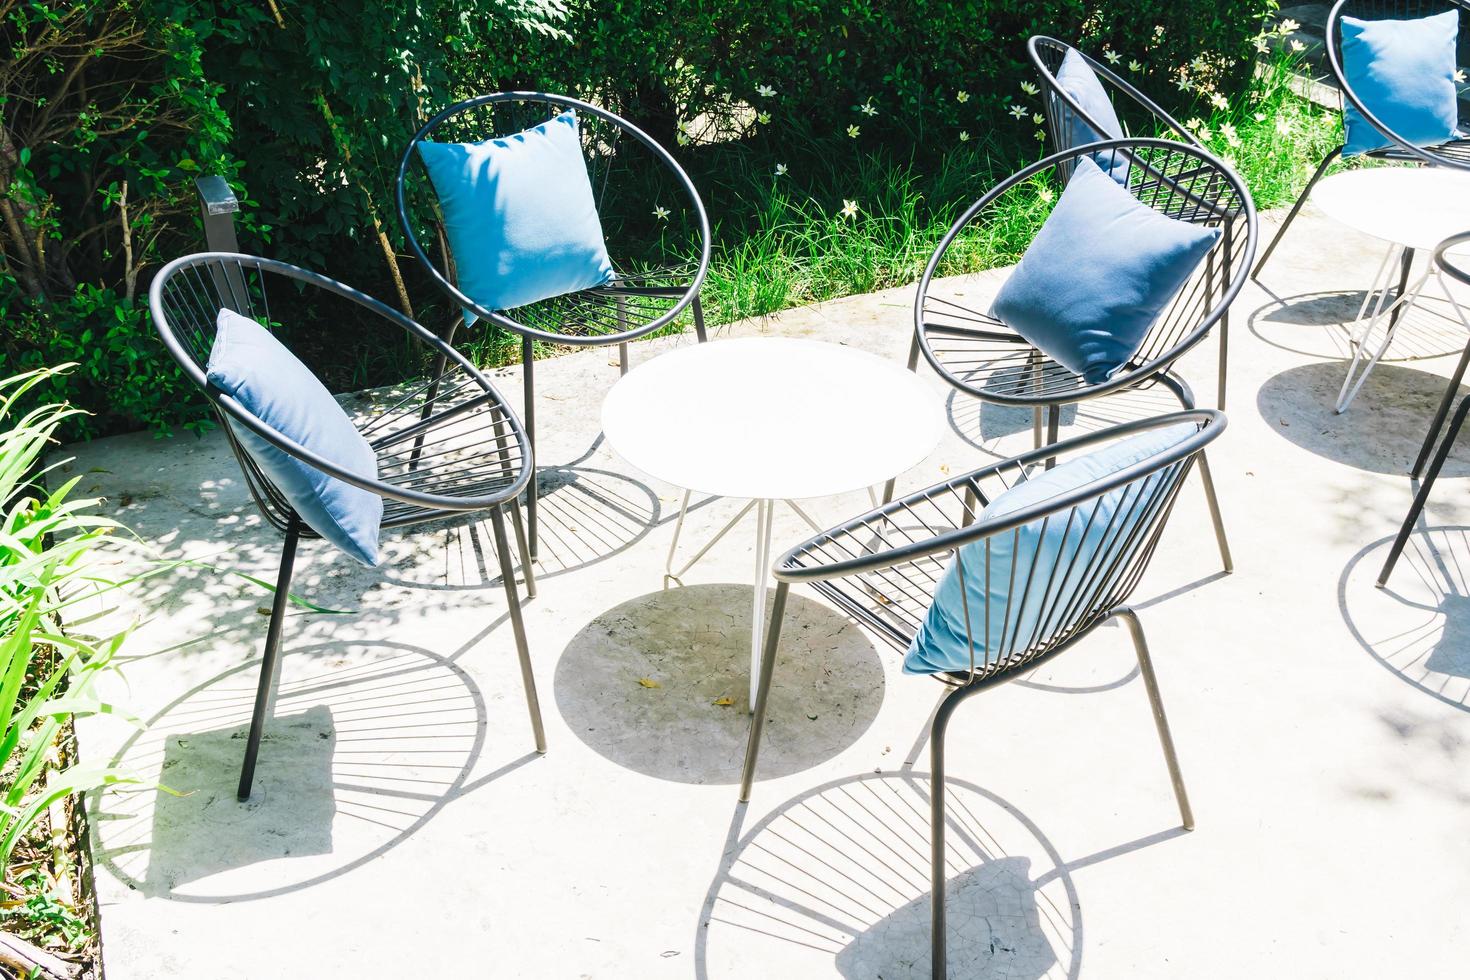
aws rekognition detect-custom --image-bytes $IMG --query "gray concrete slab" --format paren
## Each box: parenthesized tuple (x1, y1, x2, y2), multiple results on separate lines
(65, 205, 1470, 978)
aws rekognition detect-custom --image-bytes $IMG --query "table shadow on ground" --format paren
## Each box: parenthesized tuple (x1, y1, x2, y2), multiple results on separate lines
(696, 771, 1082, 980)
(1256, 361, 1470, 476)
(90, 640, 537, 902)
(1341, 525, 1470, 712)
(554, 584, 884, 784)
(1248, 288, 1467, 362)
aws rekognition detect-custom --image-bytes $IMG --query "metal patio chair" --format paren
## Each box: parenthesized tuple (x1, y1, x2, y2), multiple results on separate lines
(740, 410, 1221, 979)
(149, 252, 546, 801)
(1026, 37, 1242, 410)
(1379, 231, 1470, 584)
(396, 91, 713, 561)
(1253, 0, 1470, 282)
(910, 138, 1255, 573)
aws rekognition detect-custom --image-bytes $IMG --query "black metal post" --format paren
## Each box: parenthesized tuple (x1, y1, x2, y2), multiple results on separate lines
(194, 175, 247, 306)
(238, 521, 300, 801)
(739, 581, 789, 802)
(491, 504, 547, 752)
(1412, 341, 1470, 478)
(1380, 395, 1470, 586)
(522, 335, 539, 561)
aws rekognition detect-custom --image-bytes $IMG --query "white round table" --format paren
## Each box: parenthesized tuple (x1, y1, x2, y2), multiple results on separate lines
(602, 337, 945, 706)
(1310, 168, 1470, 412)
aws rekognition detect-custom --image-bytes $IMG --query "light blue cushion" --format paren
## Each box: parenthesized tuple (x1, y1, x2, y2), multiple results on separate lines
(207, 309, 383, 567)
(418, 110, 615, 314)
(992, 156, 1220, 385)
(1055, 48, 1129, 181)
(1340, 10, 1460, 157)
(904, 423, 1194, 675)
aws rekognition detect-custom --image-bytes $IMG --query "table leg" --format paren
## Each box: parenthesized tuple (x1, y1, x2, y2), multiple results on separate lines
(750, 498, 774, 712)
(1337, 262, 1431, 414)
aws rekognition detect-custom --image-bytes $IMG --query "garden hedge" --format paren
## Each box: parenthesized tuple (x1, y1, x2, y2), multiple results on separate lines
(0, 0, 1278, 438)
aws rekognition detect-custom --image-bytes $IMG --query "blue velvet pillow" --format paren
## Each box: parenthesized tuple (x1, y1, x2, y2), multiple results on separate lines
(904, 423, 1194, 675)
(1340, 10, 1460, 157)
(418, 110, 615, 314)
(1055, 48, 1129, 180)
(207, 309, 383, 567)
(992, 156, 1220, 384)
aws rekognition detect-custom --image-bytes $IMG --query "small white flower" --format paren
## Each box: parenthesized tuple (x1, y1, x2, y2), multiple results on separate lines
(1191, 57, 1208, 73)
(757, 111, 771, 125)
(1128, 59, 1143, 73)
(652, 205, 670, 221)
(956, 90, 971, 103)
(1008, 104, 1027, 119)
(846, 124, 860, 138)
(1176, 77, 1194, 92)
(1275, 117, 1293, 136)
(1038, 187, 1055, 204)
(1220, 121, 1241, 147)
(1279, 18, 1301, 35)
(1254, 111, 1266, 122)
(1153, 25, 1165, 37)
(756, 84, 776, 98)
(1457, 68, 1467, 83)
(1104, 50, 1122, 65)
(1032, 113, 1045, 125)
(1035, 129, 1047, 141)
(1290, 39, 1306, 53)
(1185, 117, 1205, 132)
(840, 199, 859, 219)
(1195, 124, 1213, 141)
(860, 100, 878, 117)
(774, 162, 788, 177)
(1210, 92, 1229, 111)
(1019, 82, 1039, 96)
(1253, 35, 1270, 54)
(676, 133, 689, 146)
(959, 130, 971, 142)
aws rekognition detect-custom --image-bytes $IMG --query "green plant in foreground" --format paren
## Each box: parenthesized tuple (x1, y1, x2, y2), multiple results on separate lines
(0, 366, 139, 872)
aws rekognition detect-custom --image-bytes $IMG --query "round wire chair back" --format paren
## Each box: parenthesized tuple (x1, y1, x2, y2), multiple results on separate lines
(914, 138, 1257, 407)
(149, 252, 532, 536)
(1028, 35, 1200, 163)
(774, 410, 1224, 682)
(1435, 229, 1470, 283)
(395, 91, 712, 347)
(1326, 0, 1470, 170)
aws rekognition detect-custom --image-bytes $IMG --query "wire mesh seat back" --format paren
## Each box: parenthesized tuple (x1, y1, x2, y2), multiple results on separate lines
(915, 138, 1256, 407)
(1028, 36, 1201, 163)
(775, 411, 1222, 682)
(1326, 0, 1470, 168)
(148, 252, 533, 536)
(395, 91, 712, 347)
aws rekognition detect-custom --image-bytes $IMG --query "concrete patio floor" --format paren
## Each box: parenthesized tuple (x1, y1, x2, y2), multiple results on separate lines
(65, 205, 1469, 978)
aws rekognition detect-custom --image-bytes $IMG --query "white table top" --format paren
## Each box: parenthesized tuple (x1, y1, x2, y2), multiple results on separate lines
(602, 337, 945, 501)
(1311, 168, 1470, 252)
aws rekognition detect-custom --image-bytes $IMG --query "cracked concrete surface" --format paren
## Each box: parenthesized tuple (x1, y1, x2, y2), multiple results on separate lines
(64, 205, 1470, 977)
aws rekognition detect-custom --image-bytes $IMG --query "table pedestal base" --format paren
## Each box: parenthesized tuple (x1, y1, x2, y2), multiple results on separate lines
(1337, 242, 1470, 413)
(664, 491, 832, 710)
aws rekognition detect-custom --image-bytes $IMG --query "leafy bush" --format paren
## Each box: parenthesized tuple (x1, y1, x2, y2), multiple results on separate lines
(3, 0, 1283, 440)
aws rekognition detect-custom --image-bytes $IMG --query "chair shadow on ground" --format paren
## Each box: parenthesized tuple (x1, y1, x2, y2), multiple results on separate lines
(554, 584, 885, 784)
(1340, 525, 1470, 712)
(1247, 288, 1467, 363)
(944, 383, 1186, 462)
(1256, 362, 1470, 476)
(91, 639, 538, 902)
(695, 771, 1103, 979)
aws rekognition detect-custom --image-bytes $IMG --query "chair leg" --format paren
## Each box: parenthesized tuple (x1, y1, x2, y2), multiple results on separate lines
(238, 523, 301, 802)
(491, 503, 547, 753)
(928, 682, 974, 980)
(1413, 341, 1470, 479)
(510, 497, 536, 599)
(1160, 373, 1232, 573)
(1386, 247, 1416, 334)
(692, 294, 709, 343)
(1252, 146, 1343, 281)
(1044, 404, 1060, 469)
(1114, 607, 1194, 830)
(738, 580, 789, 803)
(1379, 394, 1470, 587)
(521, 335, 539, 562)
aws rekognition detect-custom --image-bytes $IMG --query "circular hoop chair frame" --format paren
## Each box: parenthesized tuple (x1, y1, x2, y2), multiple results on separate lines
(910, 137, 1253, 573)
(1255, 0, 1470, 279)
(396, 91, 713, 560)
(149, 252, 545, 801)
(739, 409, 1224, 977)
